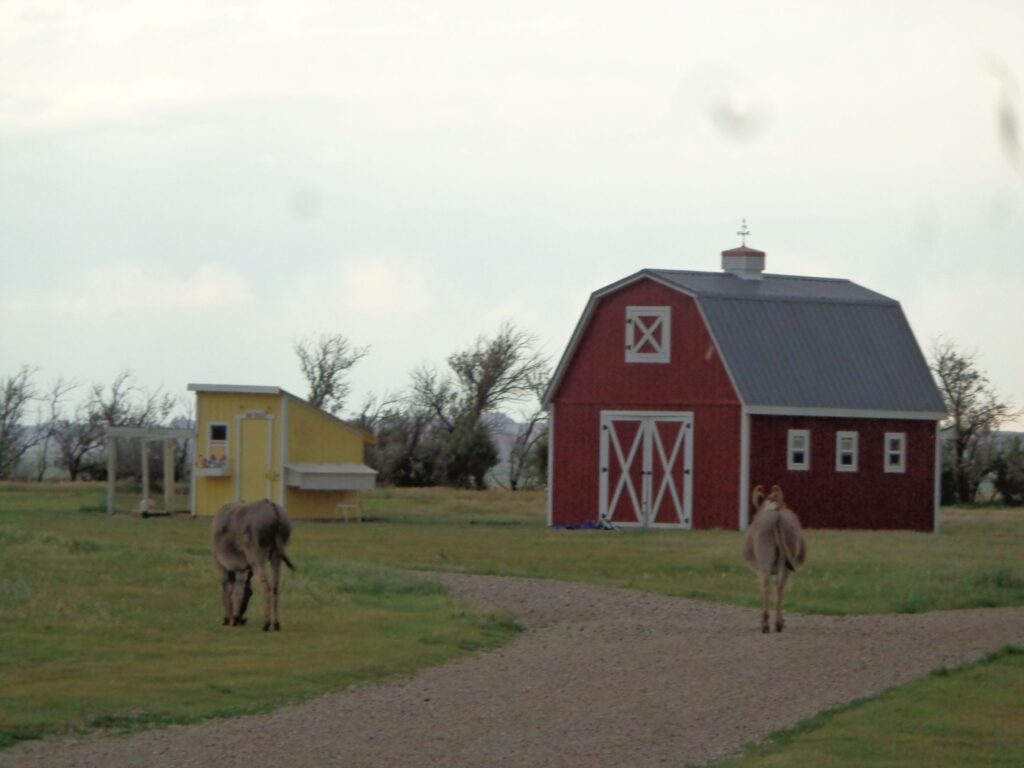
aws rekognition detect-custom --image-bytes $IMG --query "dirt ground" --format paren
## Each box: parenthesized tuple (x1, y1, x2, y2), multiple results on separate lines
(4, 573, 1023, 768)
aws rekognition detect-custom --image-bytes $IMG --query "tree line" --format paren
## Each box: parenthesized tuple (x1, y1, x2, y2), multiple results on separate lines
(2, 334, 1021, 502)
(296, 320, 550, 490)
(0, 320, 552, 491)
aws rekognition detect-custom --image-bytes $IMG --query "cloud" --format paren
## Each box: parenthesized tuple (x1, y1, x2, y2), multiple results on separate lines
(6, 262, 254, 315)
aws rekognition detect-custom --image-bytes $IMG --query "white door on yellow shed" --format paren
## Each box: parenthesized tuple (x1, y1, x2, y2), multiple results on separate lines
(237, 415, 273, 503)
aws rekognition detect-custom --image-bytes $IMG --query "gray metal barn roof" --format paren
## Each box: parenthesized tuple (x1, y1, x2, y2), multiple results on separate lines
(543, 267, 947, 417)
(650, 269, 947, 415)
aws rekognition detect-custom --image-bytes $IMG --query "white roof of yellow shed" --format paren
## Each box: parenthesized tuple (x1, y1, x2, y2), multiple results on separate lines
(187, 383, 374, 443)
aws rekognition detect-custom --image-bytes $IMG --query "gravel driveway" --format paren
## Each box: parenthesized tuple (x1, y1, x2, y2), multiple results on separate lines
(4, 573, 1023, 768)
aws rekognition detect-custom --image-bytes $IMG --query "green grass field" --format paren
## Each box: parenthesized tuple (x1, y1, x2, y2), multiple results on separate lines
(712, 646, 1024, 768)
(1, 482, 1022, 763)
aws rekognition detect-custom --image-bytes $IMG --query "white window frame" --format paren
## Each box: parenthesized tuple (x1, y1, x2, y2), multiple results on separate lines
(835, 431, 859, 472)
(787, 429, 810, 471)
(625, 306, 671, 363)
(884, 432, 906, 474)
(208, 422, 229, 458)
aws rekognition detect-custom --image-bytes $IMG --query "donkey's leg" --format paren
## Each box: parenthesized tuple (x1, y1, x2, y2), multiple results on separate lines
(270, 558, 283, 631)
(215, 563, 233, 626)
(774, 569, 791, 633)
(758, 572, 771, 633)
(235, 570, 254, 625)
(246, 555, 274, 631)
(230, 574, 250, 625)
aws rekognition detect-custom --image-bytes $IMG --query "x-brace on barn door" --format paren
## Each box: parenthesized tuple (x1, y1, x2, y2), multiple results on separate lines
(599, 411, 693, 528)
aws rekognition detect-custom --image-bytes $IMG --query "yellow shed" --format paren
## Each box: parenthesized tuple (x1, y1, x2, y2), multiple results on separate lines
(188, 384, 376, 520)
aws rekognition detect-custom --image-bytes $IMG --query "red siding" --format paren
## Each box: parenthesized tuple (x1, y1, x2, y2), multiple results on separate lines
(748, 416, 937, 531)
(551, 279, 742, 529)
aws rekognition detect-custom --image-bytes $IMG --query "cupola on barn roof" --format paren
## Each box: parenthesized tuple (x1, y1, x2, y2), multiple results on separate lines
(721, 219, 765, 280)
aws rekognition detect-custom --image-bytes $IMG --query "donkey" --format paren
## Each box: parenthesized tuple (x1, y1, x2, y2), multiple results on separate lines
(212, 499, 295, 631)
(743, 485, 807, 633)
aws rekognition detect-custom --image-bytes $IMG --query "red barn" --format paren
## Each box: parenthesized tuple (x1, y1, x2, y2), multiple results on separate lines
(543, 240, 947, 532)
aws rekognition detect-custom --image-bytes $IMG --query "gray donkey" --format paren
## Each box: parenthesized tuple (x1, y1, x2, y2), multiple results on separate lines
(743, 485, 807, 633)
(212, 499, 295, 631)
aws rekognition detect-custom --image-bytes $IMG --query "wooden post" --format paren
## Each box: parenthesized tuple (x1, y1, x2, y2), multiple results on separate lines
(106, 436, 117, 516)
(141, 439, 150, 508)
(163, 438, 175, 512)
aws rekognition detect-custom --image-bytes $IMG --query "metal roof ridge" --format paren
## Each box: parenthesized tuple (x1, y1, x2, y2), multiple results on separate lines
(699, 294, 898, 307)
(649, 268, 856, 285)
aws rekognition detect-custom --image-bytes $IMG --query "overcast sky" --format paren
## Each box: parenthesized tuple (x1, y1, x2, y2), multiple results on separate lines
(2, 0, 1022, 427)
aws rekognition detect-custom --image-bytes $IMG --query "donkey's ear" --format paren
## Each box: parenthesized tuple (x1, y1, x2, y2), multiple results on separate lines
(769, 485, 784, 505)
(751, 484, 766, 508)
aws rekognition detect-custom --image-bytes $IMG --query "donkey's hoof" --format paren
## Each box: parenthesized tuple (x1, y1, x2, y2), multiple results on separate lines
(263, 622, 271, 632)
(237, 617, 247, 626)
(775, 621, 785, 633)
(222, 617, 230, 626)
(761, 625, 770, 634)
(231, 616, 243, 626)
(273, 621, 281, 631)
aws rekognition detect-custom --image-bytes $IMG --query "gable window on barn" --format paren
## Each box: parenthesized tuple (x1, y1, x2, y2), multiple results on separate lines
(787, 429, 810, 470)
(835, 431, 858, 472)
(884, 432, 906, 473)
(625, 306, 671, 363)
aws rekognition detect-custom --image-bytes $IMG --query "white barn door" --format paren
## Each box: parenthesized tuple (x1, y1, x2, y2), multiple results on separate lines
(599, 411, 693, 528)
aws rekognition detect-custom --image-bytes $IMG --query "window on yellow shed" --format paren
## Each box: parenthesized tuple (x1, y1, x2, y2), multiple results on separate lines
(208, 423, 229, 466)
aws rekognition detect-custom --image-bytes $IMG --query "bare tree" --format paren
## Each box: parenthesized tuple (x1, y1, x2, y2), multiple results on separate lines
(408, 365, 459, 431)
(53, 370, 175, 481)
(506, 411, 549, 492)
(0, 366, 39, 479)
(34, 377, 77, 481)
(930, 340, 1017, 504)
(294, 333, 369, 414)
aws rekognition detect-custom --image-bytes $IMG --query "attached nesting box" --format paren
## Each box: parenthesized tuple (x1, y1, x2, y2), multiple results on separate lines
(189, 384, 376, 520)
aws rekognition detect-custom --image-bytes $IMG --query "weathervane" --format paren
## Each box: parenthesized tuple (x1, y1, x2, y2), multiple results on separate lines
(737, 218, 750, 246)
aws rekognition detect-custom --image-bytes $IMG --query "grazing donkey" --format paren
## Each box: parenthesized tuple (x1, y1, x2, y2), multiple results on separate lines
(743, 485, 807, 633)
(212, 499, 295, 631)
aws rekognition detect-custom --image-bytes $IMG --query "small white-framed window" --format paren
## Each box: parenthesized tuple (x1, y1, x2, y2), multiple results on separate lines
(787, 429, 810, 471)
(836, 431, 858, 472)
(625, 306, 671, 363)
(207, 422, 229, 465)
(884, 432, 906, 473)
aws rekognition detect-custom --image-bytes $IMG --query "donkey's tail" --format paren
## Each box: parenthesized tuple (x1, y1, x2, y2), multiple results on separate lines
(773, 515, 801, 573)
(270, 501, 296, 571)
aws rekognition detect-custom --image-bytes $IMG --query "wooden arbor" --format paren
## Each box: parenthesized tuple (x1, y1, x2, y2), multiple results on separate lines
(103, 426, 195, 516)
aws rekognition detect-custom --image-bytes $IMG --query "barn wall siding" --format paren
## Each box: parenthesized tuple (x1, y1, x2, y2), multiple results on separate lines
(552, 279, 742, 529)
(748, 415, 936, 530)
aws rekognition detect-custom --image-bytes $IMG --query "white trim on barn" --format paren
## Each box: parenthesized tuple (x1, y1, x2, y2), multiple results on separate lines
(739, 407, 750, 531)
(598, 410, 693, 529)
(546, 404, 555, 527)
(747, 405, 947, 421)
(625, 306, 671, 363)
(543, 271, 703, 408)
(835, 431, 859, 472)
(787, 429, 811, 471)
(883, 432, 907, 473)
(934, 421, 942, 533)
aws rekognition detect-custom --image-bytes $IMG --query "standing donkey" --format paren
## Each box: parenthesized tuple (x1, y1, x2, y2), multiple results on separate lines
(743, 485, 807, 633)
(213, 499, 295, 631)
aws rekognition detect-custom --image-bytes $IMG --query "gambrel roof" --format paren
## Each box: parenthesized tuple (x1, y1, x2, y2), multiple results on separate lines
(545, 269, 947, 419)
